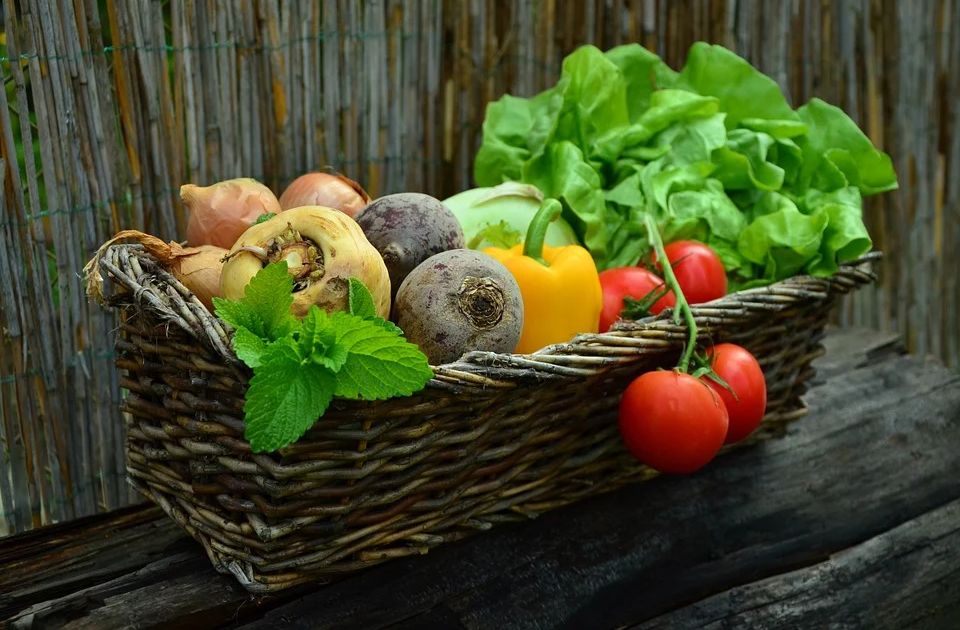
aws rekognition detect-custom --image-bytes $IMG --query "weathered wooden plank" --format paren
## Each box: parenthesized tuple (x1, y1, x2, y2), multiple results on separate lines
(10, 551, 250, 630)
(637, 497, 960, 630)
(0, 505, 182, 619)
(810, 325, 904, 380)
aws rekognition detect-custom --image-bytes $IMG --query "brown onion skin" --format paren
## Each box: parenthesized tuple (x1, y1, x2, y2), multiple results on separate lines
(278, 172, 371, 218)
(172, 245, 226, 311)
(182, 178, 281, 249)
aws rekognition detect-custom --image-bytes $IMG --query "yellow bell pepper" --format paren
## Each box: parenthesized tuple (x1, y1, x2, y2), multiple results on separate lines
(484, 199, 602, 354)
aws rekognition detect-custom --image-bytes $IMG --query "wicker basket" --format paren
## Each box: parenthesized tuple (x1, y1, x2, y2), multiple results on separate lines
(92, 244, 878, 592)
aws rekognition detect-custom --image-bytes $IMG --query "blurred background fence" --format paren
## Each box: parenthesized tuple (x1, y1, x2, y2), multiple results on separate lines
(0, 0, 956, 534)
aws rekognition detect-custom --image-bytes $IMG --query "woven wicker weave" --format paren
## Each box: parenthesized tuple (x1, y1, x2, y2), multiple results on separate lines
(93, 243, 878, 592)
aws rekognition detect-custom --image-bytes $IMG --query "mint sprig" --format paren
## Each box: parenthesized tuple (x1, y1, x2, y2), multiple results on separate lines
(331, 312, 434, 400)
(214, 262, 297, 340)
(214, 267, 433, 452)
(347, 276, 404, 334)
(244, 339, 336, 452)
(231, 327, 270, 368)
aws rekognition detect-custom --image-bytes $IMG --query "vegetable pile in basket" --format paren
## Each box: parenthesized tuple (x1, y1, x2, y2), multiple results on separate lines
(88, 42, 896, 473)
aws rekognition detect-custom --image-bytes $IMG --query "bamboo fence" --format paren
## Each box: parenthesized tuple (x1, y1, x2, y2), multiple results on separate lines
(0, 0, 956, 534)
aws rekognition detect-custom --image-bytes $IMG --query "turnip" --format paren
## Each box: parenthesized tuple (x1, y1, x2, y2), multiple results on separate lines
(393, 249, 523, 365)
(220, 206, 391, 318)
(356, 193, 465, 301)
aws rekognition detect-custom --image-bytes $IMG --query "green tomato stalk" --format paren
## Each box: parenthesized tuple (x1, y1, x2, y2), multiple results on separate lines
(643, 213, 697, 374)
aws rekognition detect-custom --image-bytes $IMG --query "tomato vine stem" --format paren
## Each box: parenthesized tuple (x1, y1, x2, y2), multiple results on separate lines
(643, 213, 697, 373)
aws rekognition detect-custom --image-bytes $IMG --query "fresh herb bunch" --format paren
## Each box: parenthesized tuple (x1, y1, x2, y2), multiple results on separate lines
(213, 263, 433, 452)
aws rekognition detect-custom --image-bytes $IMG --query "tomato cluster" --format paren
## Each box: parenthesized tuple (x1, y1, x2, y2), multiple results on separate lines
(618, 343, 767, 474)
(598, 240, 726, 332)
(604, 239, 767, 474)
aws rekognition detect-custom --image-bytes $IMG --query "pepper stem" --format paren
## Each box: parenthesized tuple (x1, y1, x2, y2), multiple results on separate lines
(522, 198, 562, 265)
(643, 214, 697, 373)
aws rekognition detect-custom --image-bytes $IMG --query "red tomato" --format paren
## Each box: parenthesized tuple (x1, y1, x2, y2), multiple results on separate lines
(657, 241, 728, 305)
(598, 267, 676, 332)
(704, 343, 767, 444)
(618, 371, 729, 474)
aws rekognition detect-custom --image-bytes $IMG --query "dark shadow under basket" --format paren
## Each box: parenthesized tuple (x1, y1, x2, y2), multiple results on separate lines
(94, 245, 879, 592)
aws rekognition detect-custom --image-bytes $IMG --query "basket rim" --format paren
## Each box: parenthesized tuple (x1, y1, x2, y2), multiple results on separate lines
(91, 245, 880, 388)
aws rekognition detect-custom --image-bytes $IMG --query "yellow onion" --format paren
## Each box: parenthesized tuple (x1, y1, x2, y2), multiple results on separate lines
(278, 172, 371, 218)
(83, 230, 225, 311)
(171, 245, 227, 310)
(221, 206, 390, 318)
(183, 178, 282, 249)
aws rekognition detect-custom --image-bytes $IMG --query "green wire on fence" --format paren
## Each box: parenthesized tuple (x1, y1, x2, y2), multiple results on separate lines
(0, 30, 429, 65)
(1, 37, 562, 75)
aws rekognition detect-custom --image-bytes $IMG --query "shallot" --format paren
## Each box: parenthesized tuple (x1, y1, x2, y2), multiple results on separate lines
(278, 172, 371, 217)
(183, 178, 282, 249)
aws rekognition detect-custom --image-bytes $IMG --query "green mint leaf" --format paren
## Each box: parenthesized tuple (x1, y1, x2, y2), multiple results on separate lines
(213, 263, 296, 341)
(241, 262, 298, 341)
(232, 326, 270, 368)
(255, 212, 277, 225)
(298, 307, 349, 372)
(329, 311, 433, 400)
(244, 340, 336, 452)
(215, 263, 300, 368)
(348, 278, 377, 319)
(370, 316, 403, 335)
(213, 297, 264, 336)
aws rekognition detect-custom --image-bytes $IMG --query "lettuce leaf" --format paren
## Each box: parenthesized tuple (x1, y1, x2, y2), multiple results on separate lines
(474, 89, 564, 185)
(712, 129, 786, 191)
(521, 141, 612, 260)
(802, 187, 873, 276)
(676, 43, 800, 128)
(604, 43, 679, 120)
(473, 41, 897, 283)
(738, 200, 828, 281)
(796, 98, 898, 195)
